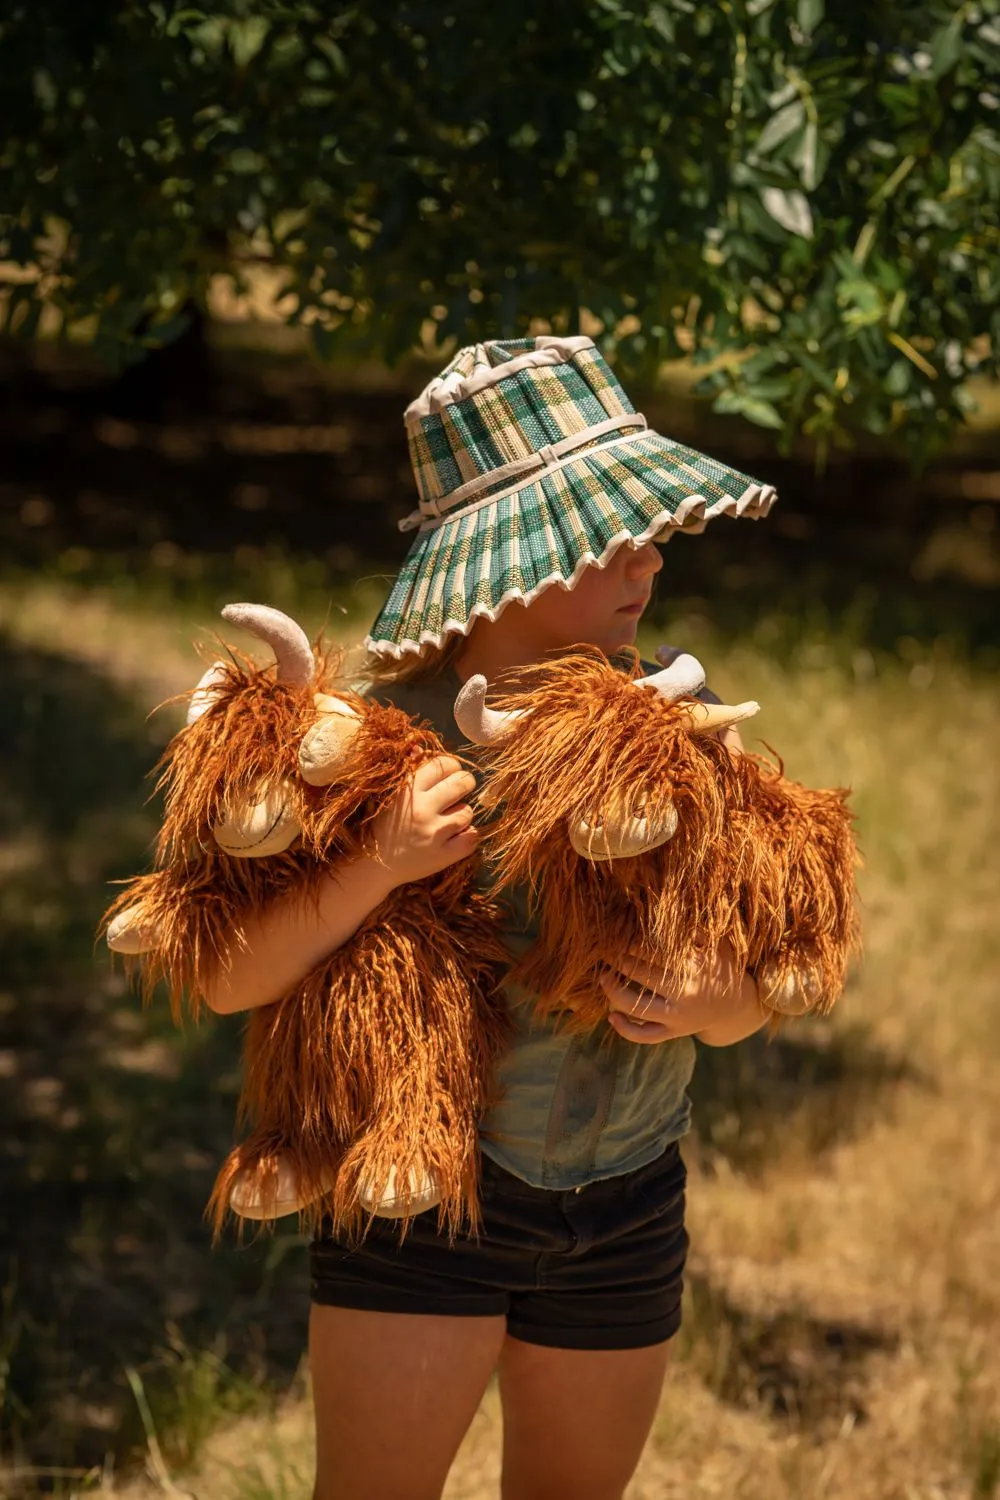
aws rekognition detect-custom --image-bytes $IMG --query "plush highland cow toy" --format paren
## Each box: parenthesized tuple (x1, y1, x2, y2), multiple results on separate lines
(104, 603, 509, 1238)
(454, 648, 858, 1030)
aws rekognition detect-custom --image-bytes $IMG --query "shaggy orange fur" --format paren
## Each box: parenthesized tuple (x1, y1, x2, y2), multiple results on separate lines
(208, 868, 509, 1240)
(473, 651, 859, 1033)
(103, 645, 510, 1238)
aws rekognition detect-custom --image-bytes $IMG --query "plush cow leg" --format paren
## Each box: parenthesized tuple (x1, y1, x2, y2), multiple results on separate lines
(337, 1104, 477, 1236)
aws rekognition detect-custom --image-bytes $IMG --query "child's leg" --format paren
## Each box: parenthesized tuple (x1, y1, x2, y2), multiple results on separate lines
(497, 1335, 673, 1500)
(309, 1304, 505, 1500)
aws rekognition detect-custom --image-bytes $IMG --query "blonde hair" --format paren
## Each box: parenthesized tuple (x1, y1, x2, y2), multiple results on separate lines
(358, 631, 465, 689)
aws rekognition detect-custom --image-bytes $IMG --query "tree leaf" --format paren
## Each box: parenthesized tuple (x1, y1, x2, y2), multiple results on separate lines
(755, 100, 806, 156)
(760, 186, 814, 238)
(229, 17, 270, 68)
(930, 11, 965, 79)
(797, 0, 825, 34)
(315, 35, 348, 76)
(797, 120, 819, 189)
(713, 390, 785, 428)
(647, 5, 675, 43)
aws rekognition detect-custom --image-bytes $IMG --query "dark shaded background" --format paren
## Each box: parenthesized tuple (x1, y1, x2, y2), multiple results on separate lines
(3, 327, 999, 657)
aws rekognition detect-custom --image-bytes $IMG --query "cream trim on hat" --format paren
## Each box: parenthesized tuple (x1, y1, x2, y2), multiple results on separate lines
(398, 416, 649, 532)
(404, 335, 597, 422)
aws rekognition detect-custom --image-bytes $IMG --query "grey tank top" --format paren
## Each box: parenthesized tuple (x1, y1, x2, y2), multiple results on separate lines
(366, 666, 695, 1190)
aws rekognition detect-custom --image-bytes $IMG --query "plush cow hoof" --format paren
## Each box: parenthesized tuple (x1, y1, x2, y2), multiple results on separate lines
(358, 1165, 442, 1219)
(229, 1157, 332, 1220)
(758, 964, 824, 1016)
(106, 905, 160, 954)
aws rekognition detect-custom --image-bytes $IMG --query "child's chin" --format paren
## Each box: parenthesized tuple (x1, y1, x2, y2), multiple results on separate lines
(607, 620, 641, 650)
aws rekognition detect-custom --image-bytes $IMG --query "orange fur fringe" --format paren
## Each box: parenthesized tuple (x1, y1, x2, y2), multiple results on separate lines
(473, 651, 860, 1032)
(102, 644, 510, 1239)
(208, 867, 510, 1240)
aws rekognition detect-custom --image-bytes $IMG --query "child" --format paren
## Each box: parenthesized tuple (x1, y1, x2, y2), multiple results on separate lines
(204, 336, 779, 1500)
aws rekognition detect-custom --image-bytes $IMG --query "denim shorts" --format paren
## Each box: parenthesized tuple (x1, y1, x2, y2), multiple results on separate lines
(309, 1142, 688, 1350)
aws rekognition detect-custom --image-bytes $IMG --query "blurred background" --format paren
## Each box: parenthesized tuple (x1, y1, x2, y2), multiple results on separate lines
(1, 4, 999, 1498)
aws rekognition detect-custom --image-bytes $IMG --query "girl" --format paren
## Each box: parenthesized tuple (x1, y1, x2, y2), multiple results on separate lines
(205, 336, 778, 1500)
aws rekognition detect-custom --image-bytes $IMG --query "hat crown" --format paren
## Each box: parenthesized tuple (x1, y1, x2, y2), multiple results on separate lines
(405, 335, 636, 509)
(367, 334, 777, 658)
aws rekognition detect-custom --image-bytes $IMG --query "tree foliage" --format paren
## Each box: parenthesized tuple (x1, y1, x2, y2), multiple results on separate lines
(1, 0, 998, 460)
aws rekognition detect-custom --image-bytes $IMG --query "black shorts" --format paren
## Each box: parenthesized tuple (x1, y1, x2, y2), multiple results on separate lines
(309, 1142, 688, 1351)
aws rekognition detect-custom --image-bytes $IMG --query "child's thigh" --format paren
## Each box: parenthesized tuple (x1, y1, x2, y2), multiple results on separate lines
(497, 1334, 674, 1500)
(309, 1303, 506, 1500)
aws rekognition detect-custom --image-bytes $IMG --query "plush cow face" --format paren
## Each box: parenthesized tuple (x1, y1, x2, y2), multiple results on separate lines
(455, 647, 758, 864)
(448, 649, 761, 1019)
(105, 602, 439, 958)
(452, 648, 856, 1029)
(170, 602, 363, 862)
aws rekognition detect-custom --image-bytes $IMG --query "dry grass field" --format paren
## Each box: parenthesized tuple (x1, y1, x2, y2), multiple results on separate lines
(1, 573, 998, 1500)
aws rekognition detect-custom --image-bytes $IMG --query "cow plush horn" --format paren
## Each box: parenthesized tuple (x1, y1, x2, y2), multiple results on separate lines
(203, 602, 317, 857)
(454, 674, 524, 745)
(635, 650, 708, 701)
(186, 661, 229, 725)
(221, 602, 315, 686)
(641, 647, 760, 734)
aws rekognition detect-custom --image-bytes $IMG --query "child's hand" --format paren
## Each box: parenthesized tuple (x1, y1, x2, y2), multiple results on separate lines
(599, 941, 766, 1046)
(371, 755, 479, 887)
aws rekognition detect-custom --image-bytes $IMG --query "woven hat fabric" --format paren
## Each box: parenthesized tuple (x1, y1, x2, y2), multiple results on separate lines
(365, 336, 776, 659)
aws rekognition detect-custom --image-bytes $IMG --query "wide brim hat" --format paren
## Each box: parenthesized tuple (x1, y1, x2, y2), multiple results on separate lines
(365, 335, 776, 659)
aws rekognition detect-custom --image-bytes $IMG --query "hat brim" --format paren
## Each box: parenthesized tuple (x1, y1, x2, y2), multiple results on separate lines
(365, 433, 776, 659)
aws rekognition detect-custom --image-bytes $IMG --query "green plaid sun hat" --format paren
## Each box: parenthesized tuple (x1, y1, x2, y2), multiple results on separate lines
(365, 335, 777, 659)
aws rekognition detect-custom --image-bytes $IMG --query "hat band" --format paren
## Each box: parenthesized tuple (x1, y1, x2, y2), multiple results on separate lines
(399, 412, 648, 534)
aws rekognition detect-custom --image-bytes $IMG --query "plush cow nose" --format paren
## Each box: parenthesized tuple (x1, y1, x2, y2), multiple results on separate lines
(568, 802, 678, 861)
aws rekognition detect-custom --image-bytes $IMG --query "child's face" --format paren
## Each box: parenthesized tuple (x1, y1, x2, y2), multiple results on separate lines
(524, 541, 663, 655)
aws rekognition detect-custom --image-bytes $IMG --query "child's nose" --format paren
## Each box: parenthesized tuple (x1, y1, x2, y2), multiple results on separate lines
(626, 543, 663, 579)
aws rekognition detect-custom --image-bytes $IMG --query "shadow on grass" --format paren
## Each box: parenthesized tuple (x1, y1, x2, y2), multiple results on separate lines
(0, 634, 309, 1481)
(687, 1014, 929, 1177)
(677, 1272, 898, 1434)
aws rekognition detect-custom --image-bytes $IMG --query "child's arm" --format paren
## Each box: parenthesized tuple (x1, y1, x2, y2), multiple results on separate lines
(204, 755, 478, 1014)
(599, 942, 767, 1047)
(691, 977, 769, 1047)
